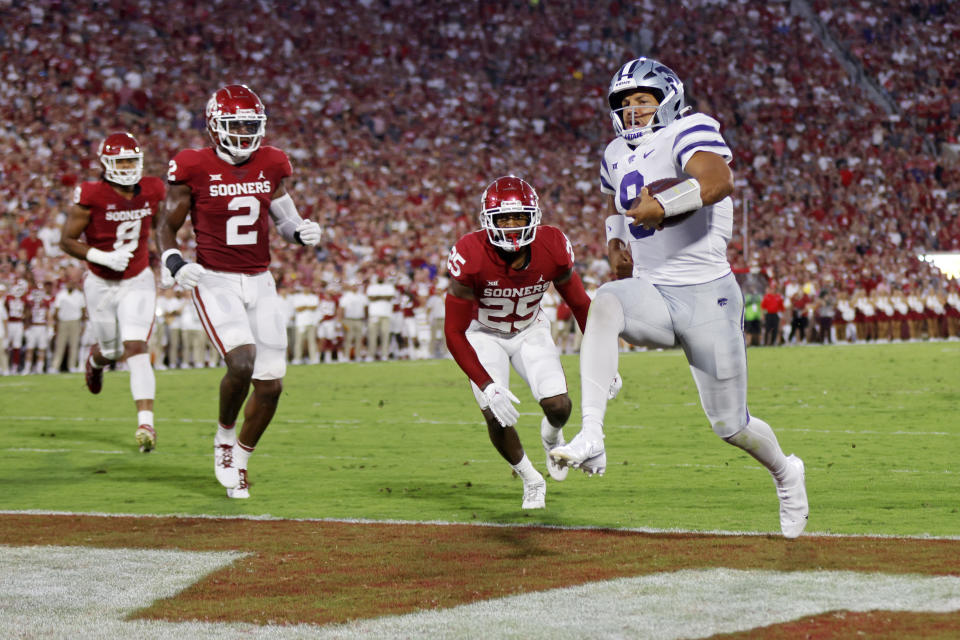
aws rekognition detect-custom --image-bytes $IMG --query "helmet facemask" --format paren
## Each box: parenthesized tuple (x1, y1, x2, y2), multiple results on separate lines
(98, 133, 143, 186)
(101, 152, 143, 186)
(480, 175, 542, 252)
(212, 113, 266, 160)
(481, 202, 541, 252)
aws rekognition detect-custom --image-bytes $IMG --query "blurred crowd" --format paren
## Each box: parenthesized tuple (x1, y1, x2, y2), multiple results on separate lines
(1, 0, 958, 374)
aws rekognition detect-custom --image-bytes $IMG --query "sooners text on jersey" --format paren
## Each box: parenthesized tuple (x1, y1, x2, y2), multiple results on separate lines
(167, 146, 292, 274)
(447, 225, 574, 334)
(75, 177, 165, 280)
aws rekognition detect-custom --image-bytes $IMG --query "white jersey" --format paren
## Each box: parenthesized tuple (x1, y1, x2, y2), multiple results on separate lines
(600, 112, 733, 285)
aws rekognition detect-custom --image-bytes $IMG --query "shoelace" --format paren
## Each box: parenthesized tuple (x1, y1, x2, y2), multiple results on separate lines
(217, 444, 234, 468)
(236, 469, 248, 489)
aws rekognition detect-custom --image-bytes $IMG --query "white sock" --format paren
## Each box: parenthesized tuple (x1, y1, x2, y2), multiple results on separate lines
(217, 423, 236, 444)
(725, 416, 788, 480)
(540, 416, 562, 444)
(510, 454, 542, 484)
(234, 442, 253, 470)
(127, 353, 155, 402)
(137, 410, 154, 428)
(579, 293, 624, 441)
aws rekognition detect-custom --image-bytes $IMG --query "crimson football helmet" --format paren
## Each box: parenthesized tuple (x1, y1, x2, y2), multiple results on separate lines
(480, 176, 541, 251)
(206, 84, 267, 160)
(608, 57, 686, 145)
(98, 132, 143, 186)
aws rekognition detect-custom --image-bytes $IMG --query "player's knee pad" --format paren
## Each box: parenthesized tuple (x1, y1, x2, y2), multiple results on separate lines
(588, 291, 626, 334)
(598, 280, 675, 347)
(252, 346, 286, 381)
(706, 407, 749, 439)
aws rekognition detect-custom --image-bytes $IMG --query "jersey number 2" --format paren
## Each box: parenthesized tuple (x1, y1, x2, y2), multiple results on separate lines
(226, 196, 259, 246)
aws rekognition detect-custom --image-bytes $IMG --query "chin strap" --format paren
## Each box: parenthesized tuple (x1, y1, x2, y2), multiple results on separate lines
(214, 146, 245, 165)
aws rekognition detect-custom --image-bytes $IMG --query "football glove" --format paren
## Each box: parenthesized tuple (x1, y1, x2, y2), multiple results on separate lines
(159, 265, 176, 289)
(482, 383, 520, 428)
(295, 220, 322, 246)
(86, 247, 133, 272)
(174, 262, 206, 290)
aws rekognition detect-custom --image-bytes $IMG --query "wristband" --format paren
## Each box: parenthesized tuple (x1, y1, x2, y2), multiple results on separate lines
(162, 248, 187, 277)
(652, 178, 703, 217)
(604, 214, 628, 244)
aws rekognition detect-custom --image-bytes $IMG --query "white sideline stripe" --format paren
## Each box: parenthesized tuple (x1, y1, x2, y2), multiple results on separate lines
(2, 547, 959, 640)
(3, 510, 960, 541)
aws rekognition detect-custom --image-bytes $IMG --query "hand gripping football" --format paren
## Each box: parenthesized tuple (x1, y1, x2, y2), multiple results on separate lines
(645, 177, 698, 227)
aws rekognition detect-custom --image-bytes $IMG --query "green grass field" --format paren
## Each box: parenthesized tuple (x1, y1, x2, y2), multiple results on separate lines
(2, 342, 958, 537)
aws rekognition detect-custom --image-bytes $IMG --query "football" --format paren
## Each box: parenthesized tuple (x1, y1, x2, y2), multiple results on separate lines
(645, 177, 697, 227)
(645, 176, 689, 195)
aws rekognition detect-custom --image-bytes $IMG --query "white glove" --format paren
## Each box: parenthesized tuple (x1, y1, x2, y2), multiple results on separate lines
(295, 220, 322, 246)
(174, 262, 207, 290)
(87, 247, 133, 272)
(482, 383, 520, 428)
(159, 265, 175, 289)
(608, 373, 623, 400)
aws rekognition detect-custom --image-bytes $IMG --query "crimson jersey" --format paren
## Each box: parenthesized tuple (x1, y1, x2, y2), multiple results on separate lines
(4, 294, 26, 322)
(75, 177, 165, 281)
(26, 290, 54, 325)
(447, 225, 575, 334)
(167, 146, 292, 274)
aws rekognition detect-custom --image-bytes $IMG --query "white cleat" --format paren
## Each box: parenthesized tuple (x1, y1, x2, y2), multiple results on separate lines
(521, 476, 546, 510)
(550, 432, 606, 476)
(135, 425, 156, 453)
(226, 469, 250, 499)
(541, 428, 569, 482)
(214, 433, 240, 489)
(775, 454, 809, 538)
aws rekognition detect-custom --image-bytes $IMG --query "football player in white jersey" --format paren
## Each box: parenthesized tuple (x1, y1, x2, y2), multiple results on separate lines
(550, 58, 808, 538)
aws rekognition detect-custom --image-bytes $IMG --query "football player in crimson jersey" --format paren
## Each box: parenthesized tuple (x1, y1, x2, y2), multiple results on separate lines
(444, 176, 596, 510)
(550, 58, 808, 538)
(3, 280, 28, 374)
(155, 84, 322, 499)
(23, 280, 55, 374)
(60, 132, 164, 453)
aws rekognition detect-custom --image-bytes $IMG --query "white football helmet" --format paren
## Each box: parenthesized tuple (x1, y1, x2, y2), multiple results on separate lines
(480, 176, 541, 252)
(608, 57, 686, 145)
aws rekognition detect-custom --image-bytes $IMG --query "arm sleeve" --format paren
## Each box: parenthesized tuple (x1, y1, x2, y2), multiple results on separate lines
(554, 270, 591, 333)
(268, 193, 305, 243)
(444, 294, 492, 389)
